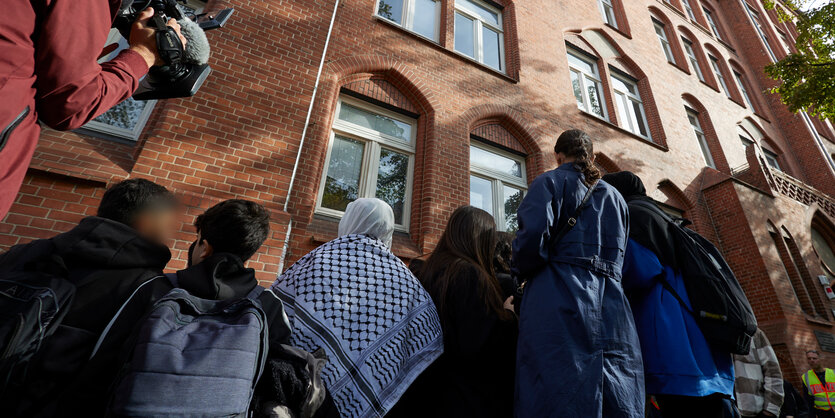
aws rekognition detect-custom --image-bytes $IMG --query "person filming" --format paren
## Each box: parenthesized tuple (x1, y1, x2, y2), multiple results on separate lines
(0, 0, 187, 219)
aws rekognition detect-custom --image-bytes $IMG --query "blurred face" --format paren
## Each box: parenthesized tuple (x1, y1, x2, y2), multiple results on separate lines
(132, 208, 179, 246)
(188, 231, 213, 267)
(808, 351, 822, 370)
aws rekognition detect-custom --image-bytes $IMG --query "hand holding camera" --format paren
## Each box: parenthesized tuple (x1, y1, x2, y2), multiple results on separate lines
(128, 7, 187, 68)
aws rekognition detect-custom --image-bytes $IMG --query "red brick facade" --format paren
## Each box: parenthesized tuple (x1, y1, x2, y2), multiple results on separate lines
(3, 0, 835, 384)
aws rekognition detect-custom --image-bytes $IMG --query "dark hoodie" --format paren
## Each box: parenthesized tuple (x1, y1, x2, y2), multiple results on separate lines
(172, 252, 292, 345)
(0, 216, 172, 416)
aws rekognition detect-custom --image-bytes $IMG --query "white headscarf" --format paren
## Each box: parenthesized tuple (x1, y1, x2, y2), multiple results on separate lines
(338, 198, 395, 248)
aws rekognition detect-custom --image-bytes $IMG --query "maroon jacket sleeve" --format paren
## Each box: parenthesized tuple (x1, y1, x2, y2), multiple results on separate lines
(33, 0, 150, 130)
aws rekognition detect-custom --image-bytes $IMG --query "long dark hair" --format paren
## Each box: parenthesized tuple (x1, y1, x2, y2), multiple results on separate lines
(554, 129, 601, 185)
(421, 206, 512, 321)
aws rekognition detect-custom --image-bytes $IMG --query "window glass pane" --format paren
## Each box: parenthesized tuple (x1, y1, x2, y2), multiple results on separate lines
(615, 93, 630, 130)
(632, 101, 648, 137)
(454, 12, 476, 58)
(470, 146, 523, 178)
(763, 150, 781, 170)
(338, 103, 412, 142)
(377, 0, 404, 24)
(611, 76, 635, 95)
(470, 175, 494, 216)
(812, 227, 835, 275)
(503, 185, 523, 233)
(375, 148, 409, 225)
(93, 98, 150, 130)
(482, 26, 502, 70)
(413, 0, 439, 39)
(571, 70, 585, 109)
(457, 0, 499, 26)
(567, 51, 595, 74)
(322, 136, 365, 212)
(587, 80, 604, 118)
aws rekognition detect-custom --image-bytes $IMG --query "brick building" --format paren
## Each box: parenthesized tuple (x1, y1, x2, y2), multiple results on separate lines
(3, 0, 835, 385)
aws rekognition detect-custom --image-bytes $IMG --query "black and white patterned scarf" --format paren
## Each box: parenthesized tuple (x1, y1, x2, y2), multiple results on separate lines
(272, 234, 443, 418)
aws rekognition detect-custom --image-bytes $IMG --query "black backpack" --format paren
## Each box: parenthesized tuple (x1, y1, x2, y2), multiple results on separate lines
(631, 200, 757, 355)
(0, 255, 76, 394)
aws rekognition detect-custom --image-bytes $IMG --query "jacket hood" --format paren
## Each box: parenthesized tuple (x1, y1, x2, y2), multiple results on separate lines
(52, 216, 171, 270)
(175, 253, 258, 300)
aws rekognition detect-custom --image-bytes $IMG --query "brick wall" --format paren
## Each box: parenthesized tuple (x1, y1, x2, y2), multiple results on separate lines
(3, 0, 835, 380)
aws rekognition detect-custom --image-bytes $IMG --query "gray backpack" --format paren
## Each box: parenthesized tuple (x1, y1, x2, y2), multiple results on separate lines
(105, 286, 269, 417)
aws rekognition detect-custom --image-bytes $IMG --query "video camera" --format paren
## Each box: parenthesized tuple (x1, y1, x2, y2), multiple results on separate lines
(113, 0, 234, 100)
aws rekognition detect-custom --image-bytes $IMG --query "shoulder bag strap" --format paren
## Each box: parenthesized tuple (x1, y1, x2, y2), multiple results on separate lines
(551, 180, 598, 246)
(518, 181, 597, 294)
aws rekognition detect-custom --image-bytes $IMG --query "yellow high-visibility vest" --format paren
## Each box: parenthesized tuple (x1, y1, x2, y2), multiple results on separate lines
(803, 368, 835, 410)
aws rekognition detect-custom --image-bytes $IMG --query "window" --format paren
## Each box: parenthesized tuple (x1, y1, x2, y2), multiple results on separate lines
(812, 225, 835, 282)
(376, 0, 441, 41)
(741, 133, 781, 170)
(567, 48, 607, 119)
(740, 134, 755, 148)
(687, 107, 715, 168)
(734, 71, 755, 110)
(599, 0, 618, 28)
(703, 7, 723, 40)
(709, 55, 731, 98)
(611, 72, 650, 139)
(682, 0, 698, 21)
(654, 19, 676, 63)
(778, 30, 792, 54)
(454, 0, 504, 71)
(770, 226, 819, 315)
(682, 38, 705, 82)
(745, 3, 778, 62)
(763, 148, 781, 171)
(469, 143, 527, 232)
(317, 97, 416, 229)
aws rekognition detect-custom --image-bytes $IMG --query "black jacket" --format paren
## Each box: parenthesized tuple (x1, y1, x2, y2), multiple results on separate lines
(389, 264, 518, 418)
(0, 216, 172, 416)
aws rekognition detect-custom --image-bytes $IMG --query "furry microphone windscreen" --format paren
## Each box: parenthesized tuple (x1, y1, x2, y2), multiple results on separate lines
(179, 18, 210, 65)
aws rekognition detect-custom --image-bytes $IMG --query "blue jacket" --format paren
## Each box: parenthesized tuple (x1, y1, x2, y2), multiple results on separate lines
(622, 238, 735, 397)
(513, 164, 644, 418)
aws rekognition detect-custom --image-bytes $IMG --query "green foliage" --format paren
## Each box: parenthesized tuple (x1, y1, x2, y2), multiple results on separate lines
(763, 0, 835, 120)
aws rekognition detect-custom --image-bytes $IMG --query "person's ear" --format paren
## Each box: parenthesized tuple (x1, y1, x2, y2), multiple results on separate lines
(199, 239, 214, 259)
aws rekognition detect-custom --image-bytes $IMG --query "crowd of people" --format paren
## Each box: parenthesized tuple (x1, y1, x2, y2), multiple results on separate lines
(1, 129, 834, 418)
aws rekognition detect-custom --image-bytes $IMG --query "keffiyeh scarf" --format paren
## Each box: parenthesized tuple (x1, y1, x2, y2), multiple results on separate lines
(272, 234, 443, 417)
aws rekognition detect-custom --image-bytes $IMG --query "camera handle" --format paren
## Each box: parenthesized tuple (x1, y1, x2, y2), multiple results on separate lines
(150, 13, 185, 67)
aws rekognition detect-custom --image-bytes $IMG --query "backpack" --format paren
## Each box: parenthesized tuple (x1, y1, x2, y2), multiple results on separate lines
(105, 286, 269, 417)
(631, 200, 757, 355)
(0, 255, 76, 394)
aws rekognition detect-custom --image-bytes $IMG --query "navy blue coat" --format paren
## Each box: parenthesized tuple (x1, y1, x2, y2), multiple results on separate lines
(513, 164, 644, 418)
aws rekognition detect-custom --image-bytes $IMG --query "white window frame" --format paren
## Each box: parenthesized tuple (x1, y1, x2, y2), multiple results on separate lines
(454, 0, 505, 72)
(469, 141, 527, 232)
(567, 48, 608, 121)
(375, 0, 442, 41)
(682, 0, 697, 21)
(611, 72, 651, 140)
(745, 3, 778, 62)
(682, 37, 705, 82)
(653, 19, 675, 63)
(703, 7, 723, 40)
(734, 71, 755, 110)
(709, 55, 731, 98)
(80, 0, 206, 141)
(687, 107, 716, 168)
(315, 96, 417, 231)
(599, 0, 618, 28)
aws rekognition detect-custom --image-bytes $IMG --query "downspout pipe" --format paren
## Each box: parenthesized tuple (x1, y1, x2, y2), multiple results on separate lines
(276, 0, 340, 274)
